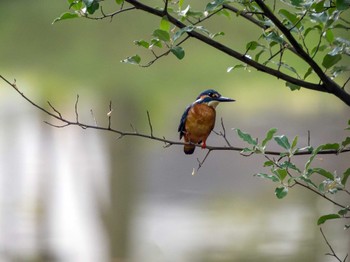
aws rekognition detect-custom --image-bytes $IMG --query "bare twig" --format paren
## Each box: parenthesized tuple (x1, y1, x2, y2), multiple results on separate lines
(293, 181, 346, 209)
(90, 109, 98, 126)
(320, 227, 348, 262)
(1, 75, 349, 157)
(146, 110, 154, 137)
(75, 94, 79, 123)
(84, 6, 136, 20)
(47, 101, 62, 118)
(197, 150, 212, 171)
(107, 100, 112, 129)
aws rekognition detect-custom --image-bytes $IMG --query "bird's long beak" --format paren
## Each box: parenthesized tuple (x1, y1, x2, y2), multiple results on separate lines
(217, 96, 235, 102)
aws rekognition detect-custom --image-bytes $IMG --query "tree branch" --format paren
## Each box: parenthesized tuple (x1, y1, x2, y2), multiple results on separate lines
(320, 227, 348, 262)
(1, 75, 349, 158)
(254, 0, 350, 105)
(122, 0, 350, 106)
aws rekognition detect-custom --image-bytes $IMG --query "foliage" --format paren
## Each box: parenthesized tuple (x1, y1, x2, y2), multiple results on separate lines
(54, 0, 350, 105)
(235, 124, 350, 229)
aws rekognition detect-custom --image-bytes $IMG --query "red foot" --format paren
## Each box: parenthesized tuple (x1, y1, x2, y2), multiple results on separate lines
(201, 140, 207, 149)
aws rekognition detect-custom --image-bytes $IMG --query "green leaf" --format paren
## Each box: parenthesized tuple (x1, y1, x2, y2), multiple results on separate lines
(172, 26, 195, 42)
(342, 137, 350, 147)
(310, 168, 334, 180)
(317, 214, 341, 225)
(246, 41, 259, 51)
(338, 207, 349, 216)
(255, 173, 280, 182)
(134, 40, 150, 49)
(305, 143, 340, 170)
(152, 29, 170, 42)
(275, 186, 288, 199)
(313, 0, 325, 12)
(304, 67, 313, 79)
(263, 160, 274, 167)
(255, 50, 265, 62)
(280, 161, 301, 173)
(52, 12, 80, 24)
(205, 0, 226, 12)
(150, 38, 162, 48)
(210, 32, 225, 39)
(160, 16, 171, 32)
(178, 0, 184, 9)
(291, 136, 298, 150)
(115, 0, 124, 4)
(323, 143, 341, 151)
(121, 55, 141, 65)
(274, 135, 291, 150)
(83, 0, 99, 14)
(304, 25, 322, 37)
(322, 54, 342, 69)
(195, 26, 211, 35)
(262, 128, 277, 147)
(227, 64, 245, 72)
(264, 31, 284, 44)
(342, 168, 350, 185)
(240, 147, 254, 154)
(170, 46, 185, 60)
(279, 9, 299, 28)
(217, 9, 231, 18)
(291, 0, 303, 6)
(336, 0, 350, 10)
(275, 169, 288, 181)
(325, 29, 334, 43)
(299, 176, 318, 188)
(69, 0, 84, 10)
(235, 129, 257, 146)
(286, 81, 301, 91)
(331, 65, 349, 78)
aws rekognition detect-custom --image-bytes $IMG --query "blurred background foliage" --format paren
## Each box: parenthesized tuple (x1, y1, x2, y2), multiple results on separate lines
(0, 0, 349, 261)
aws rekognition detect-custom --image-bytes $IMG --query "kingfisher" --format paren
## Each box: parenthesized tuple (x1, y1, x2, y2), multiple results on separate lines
(178, 89, 235, 154)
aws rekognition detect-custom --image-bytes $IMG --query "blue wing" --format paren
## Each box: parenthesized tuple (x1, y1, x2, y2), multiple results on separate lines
(178, 105, 191, 139)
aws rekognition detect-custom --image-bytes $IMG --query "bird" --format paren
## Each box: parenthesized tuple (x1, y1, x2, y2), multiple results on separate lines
(178, 89, 235, 154)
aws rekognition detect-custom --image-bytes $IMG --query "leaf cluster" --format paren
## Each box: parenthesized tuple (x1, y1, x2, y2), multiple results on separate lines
(54, 0, 350, 105)
(235, 121, 350, 228)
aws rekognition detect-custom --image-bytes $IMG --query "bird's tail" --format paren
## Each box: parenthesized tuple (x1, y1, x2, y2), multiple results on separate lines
(184, 143, 195, 154)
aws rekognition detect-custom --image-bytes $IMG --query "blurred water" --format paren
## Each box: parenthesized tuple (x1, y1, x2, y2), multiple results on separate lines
(0, 92, 110, 262)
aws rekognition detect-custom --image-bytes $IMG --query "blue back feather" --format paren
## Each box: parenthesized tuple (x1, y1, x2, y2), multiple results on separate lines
(178, 105, 191, 139)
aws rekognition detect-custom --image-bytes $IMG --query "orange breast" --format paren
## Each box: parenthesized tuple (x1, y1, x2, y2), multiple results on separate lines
(184, 103, 216, 144)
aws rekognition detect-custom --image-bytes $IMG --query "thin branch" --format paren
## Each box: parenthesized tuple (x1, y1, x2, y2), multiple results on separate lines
(1, 75, 349, 157)
(74, 94, 80, 123)
(254, 0, 350, 104)
(294, 180, 346, 209)
(122, 0, 350, 105)
(47, 101, 62, 118)
(343, 76, 350, 90)
(146, 110, 154, 137)
(197, 150, 212, 171)
(320, 227, 348, 262)
(84, 6, 136, 20)
(107, 100, 112, 129)
(222, 4, 268, 30)
(90, 109, 98, 126)
(79, 0, 350, 105)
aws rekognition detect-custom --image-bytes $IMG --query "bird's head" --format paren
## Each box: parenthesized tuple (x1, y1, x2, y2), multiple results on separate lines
(195, 89, 235, 108)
